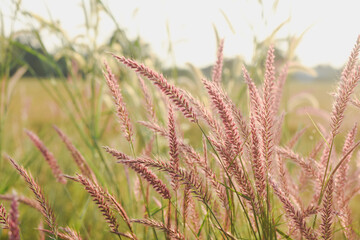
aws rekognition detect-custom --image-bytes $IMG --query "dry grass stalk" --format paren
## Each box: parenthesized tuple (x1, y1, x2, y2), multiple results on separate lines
(103, 60, 134, 143)
(25, 130, 67, 184)
(113, 54, 197, 122)
(53, 125, 96, 182)
(7, 156, 58, 237)
(0, 203, 9, 229)
(131, 218, 185, 240)
(9, 197, 20, 240)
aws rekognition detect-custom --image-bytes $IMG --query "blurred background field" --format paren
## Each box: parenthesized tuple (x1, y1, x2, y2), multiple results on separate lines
(1, 0, 360, 239)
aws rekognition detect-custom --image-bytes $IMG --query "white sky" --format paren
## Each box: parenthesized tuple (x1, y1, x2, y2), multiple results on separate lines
(3, 0, 360, 68)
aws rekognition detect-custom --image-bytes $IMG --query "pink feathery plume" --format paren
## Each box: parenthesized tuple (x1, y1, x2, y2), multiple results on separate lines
(270, 178, 318, 240)
(330, 35, 360, 137)
(25, 130, 67, 184)
(53, 126, 97, 183)
(138, 74, 156, 121)
(273, 64, 289, 114)
(113, 55, 197, 122)
(168, 105, 180, 191)
(202, 78, 242, 157)
(276, 146, 320, 181)
(212, 39, 224, 85)
(6, 156, 58, 237)
(71, 174, 119, 235)
(242, 66, 263, 125)
(58, 227, 83, 240)
(131, 219, 184, 240)
(9, 197, 20, 240)
(261, 45, 276, 171)
(0, 203, 9, 229)
(103, 61, 134, 143)
(315, 36, 360, 204)
(335, 123, 357, 205)
(249, 114, 266, 198)
(336, 124, 357, 239)
(286, 127, 308, 149)
(320, 177, 334, 240)
(104, 147, 171, 200)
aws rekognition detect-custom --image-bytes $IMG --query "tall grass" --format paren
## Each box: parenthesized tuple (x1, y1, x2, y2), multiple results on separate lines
(2, 35, 360, 239)
(2, 0, 360, 239)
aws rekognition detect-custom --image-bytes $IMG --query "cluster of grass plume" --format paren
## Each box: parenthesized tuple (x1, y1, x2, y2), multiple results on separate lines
(2, 35, 360, 239)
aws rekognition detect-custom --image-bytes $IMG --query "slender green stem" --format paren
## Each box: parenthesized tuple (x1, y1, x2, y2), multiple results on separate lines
(318, 138, 334, 205)
(203, 200, 229, 240)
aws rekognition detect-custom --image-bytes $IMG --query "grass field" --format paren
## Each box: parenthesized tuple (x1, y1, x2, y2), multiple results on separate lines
(1, 65, 360, 239)
(2, 33, 360, 239)
(4, 0, 360, 238)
